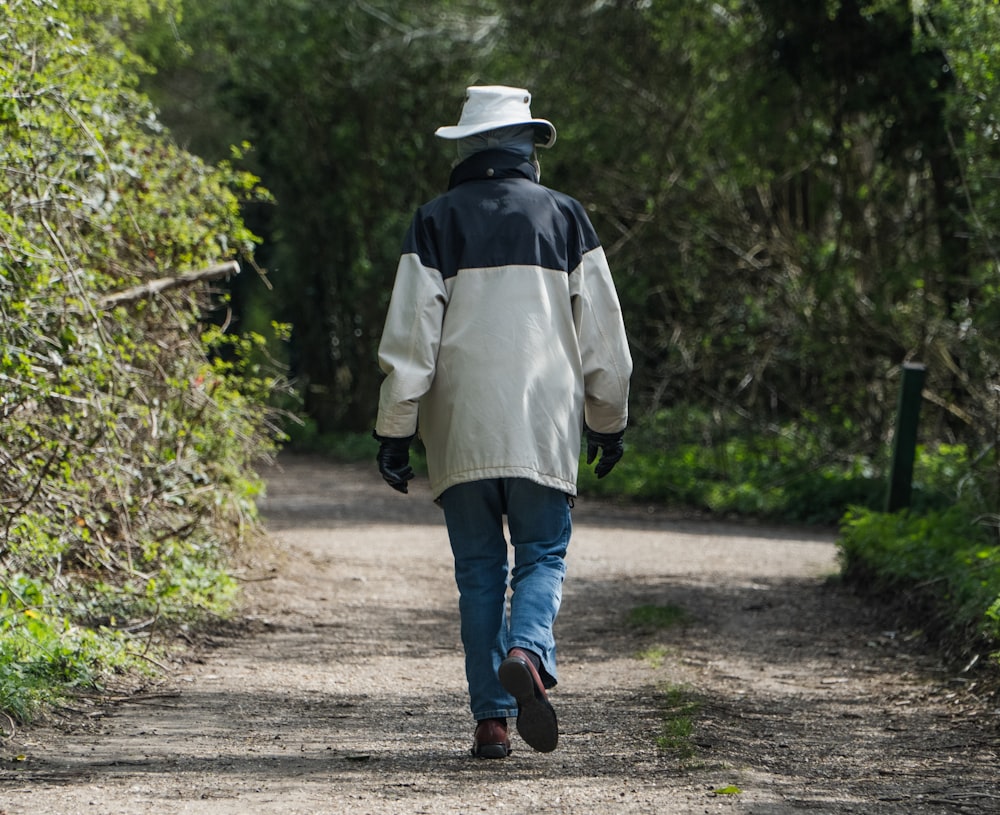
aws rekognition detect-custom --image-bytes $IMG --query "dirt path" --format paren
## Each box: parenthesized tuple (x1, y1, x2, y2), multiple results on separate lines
(3, 455, 998, 814)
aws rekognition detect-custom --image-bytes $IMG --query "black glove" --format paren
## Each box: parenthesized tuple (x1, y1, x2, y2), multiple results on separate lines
(586, 427, 625, 479)
(373, 431, 415, 494)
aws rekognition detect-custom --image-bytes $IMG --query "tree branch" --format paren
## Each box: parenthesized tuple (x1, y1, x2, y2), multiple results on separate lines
(97, 262, 240, 310)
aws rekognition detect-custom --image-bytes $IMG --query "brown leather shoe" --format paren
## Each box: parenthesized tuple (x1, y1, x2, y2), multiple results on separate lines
(498, 648, 558, 753)
(471, 718, 511, 759)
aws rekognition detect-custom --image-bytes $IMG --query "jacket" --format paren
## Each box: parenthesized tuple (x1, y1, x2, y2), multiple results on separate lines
(375, 149, 632, 498)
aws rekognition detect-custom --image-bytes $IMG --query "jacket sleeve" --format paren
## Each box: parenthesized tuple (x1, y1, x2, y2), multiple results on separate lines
(571, 243, 633, 434)
(375, 244, 449, 439)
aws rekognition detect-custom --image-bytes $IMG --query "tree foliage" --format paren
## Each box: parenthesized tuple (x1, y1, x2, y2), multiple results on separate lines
(140, 0, 504, 431)
(139, 0, 1000, 506)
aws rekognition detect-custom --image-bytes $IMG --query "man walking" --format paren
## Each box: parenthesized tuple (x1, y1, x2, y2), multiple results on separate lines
(373, 85, 632, 758)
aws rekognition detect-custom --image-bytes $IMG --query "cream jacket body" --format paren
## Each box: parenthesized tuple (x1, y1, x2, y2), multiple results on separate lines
(376, 150, 632, 499)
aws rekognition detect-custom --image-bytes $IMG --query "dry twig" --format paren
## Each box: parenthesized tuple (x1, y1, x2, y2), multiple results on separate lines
(97, 262, 240, 310)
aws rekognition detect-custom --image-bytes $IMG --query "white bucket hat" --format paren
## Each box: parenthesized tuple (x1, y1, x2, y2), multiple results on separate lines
(435, 86, 557, 148)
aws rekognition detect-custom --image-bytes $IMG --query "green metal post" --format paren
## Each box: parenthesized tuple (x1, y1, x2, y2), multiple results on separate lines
(886, 362, 926, 513)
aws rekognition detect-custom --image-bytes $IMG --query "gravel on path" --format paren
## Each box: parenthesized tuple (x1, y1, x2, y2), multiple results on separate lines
(2, 455, 998, 814)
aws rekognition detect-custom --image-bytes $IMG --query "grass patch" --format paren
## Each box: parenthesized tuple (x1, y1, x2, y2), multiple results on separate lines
(0, 555, 238, 723)
(656, 683, 701, 759)
(576, 407, 960, 525)
(627, 604, 689, 629)
(637, 644, 672, 668)
(838, 506, 1000, 666)
(0, 576, 154, 721)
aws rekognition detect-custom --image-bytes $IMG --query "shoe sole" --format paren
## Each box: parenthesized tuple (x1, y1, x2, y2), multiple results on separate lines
(498, 656, 558, 753)
(471, 743, 511, 759)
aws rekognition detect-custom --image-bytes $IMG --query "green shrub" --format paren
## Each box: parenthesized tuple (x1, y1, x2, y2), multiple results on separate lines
(0, 0, 282, 722)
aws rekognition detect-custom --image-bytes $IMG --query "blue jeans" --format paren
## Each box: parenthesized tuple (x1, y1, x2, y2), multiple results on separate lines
(439, 478, 571, 721)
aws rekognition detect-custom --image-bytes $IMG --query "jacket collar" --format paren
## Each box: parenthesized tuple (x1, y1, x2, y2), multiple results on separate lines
(448, 149, 538, 189)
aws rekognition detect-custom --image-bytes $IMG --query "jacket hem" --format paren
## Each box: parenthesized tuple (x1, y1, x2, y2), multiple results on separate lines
(430, 467, 577, 500)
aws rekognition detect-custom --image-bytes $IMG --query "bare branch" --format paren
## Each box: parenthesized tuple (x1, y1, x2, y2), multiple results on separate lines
(97, 262, 240, 310)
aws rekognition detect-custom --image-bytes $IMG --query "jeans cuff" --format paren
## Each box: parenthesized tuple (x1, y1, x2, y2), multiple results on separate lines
(474, 707, 518, 721)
